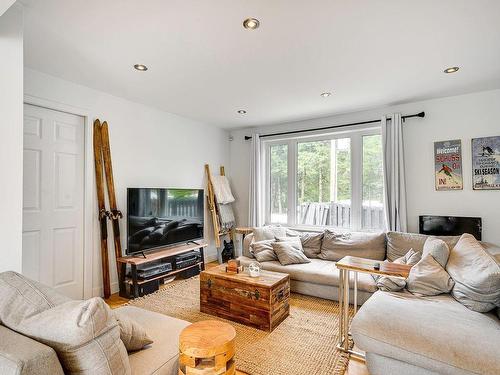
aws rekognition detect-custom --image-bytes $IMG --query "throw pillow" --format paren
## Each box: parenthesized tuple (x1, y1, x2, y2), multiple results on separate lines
(250, 240, 278, 262)
(423, 237, 450, 268)
(375, 249, 421, 292)
(113, 309, 153, 351)
(275, 236, 303, 251)
(319, 230, 386, 261)
(406, 254, 454, 296)
(272, 242, 311, 266)
(386, 231, 460, 262)
(0, 290, 130, 374)
(253, 225, 286, 242)
(300, 232, 323, 258)
(446, 233, 500, 312)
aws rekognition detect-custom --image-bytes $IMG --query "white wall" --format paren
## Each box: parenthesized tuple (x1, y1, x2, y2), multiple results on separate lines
(24, 68, 229, 296)
(0, 0, 17, 17)
(230, 89, 500, 247)
(0, 5, 23, 273)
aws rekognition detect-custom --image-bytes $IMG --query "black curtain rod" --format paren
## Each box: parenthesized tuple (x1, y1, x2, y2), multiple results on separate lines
(244, 111, 425, 140)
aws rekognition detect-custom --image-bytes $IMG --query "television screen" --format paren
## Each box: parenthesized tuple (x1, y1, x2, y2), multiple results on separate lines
(127, 188, 204, 254)
(419, 215, 482, 240)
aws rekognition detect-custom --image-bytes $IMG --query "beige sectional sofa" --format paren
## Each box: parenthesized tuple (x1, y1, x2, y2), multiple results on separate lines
(238, 228, 500, 375)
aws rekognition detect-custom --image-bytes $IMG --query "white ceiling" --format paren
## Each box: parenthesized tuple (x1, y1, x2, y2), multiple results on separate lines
(22, 0, 500, 129)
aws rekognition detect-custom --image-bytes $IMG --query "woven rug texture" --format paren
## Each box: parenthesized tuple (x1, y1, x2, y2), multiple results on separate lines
(127, 276, 354, 375)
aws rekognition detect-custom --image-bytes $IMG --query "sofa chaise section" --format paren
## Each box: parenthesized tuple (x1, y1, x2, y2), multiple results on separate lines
(351, 290, 500, 375)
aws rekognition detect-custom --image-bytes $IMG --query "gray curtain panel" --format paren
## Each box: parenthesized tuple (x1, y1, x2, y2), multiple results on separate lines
(249, 133, 264, 227)
(381, 113, 408, 232)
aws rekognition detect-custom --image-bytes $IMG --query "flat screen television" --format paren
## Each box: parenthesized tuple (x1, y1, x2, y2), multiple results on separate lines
(419, 215, 482, 240)
(127, 188, 204, 255)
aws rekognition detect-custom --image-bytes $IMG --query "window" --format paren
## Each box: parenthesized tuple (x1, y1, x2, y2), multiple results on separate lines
(265, 128, 385, 231)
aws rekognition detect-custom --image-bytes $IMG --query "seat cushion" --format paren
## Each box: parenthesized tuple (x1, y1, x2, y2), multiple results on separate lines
(351, 291, 500, 375)
(238, 256, 377, 293)
(117, 306, 190, 375)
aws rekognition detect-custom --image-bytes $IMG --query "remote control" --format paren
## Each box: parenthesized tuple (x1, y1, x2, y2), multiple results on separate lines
(374, 262, 380, 270)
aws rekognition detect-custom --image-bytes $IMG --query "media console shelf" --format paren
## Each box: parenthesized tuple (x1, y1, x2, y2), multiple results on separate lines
(117, 241, 207, 298)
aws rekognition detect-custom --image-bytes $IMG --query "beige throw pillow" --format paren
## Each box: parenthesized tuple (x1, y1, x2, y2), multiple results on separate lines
(253, 225, 286, 242)
(250, 240, 278, 262)
(375, 249, 421, 292)
(275, 236, 303, 251)
(423, 237, 450, 268)
(319, 230, 386, 261)
(407, 254, 454, 296)
(114, 309, 153, 352)
(272, 242, 311, 266)
(300, 232, 323, 258)
(446, 233, 500, 312)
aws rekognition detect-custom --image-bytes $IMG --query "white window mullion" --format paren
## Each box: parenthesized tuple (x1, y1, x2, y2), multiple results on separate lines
(350, 134, 362, 230)
(287, 139, 297, 226)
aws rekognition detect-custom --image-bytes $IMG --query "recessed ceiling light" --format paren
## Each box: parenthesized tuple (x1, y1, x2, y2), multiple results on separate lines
(133, 64, 148, 71)
(237, 110, 247, 114)
(243, 18, 260, 30)
(444, 66, 459, 74)
(320, 92, 332, 97)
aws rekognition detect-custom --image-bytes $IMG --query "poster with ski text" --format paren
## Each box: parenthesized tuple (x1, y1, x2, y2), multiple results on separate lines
(434, 139, 463, 191)
(472, 136, 500, 190)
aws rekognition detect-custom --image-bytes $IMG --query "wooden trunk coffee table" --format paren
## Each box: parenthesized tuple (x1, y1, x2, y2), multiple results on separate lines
(200, 264, 290, 331)
(335, 256, 412, 359)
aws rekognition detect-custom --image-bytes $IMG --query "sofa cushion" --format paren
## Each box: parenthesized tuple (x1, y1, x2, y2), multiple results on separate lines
(319, 230, 386, 261)
(0, 324, 64, 375)
(272, 241, 311, 265)
(300, 232, 323, 258)
(351, 291, 500, 375)
(422, 237, 450, 268)
(386, 231, 460, 262)
(406, 254, 454, 296)
(446, 233, 500, 312)
(238, 256, 377, 292)
(375, 249, 421, 292)
(113, 309, 153, 352)
(0, 272, 130, 375)
(117, 306, 190, 375)
(250, 240, 278, 262)
(253, 225, 286, 242)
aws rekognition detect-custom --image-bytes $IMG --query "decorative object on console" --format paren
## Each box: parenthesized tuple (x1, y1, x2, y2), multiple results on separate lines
(225, 259, 242, 274)
(434, 139, 463, 190)
(472, 135, 500, 190)
(221, 239, 235, 262)
(248, 262, 261, 277)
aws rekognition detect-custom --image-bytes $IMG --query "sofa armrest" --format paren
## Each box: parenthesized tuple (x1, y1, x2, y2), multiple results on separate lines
(0, 325, 64, 375)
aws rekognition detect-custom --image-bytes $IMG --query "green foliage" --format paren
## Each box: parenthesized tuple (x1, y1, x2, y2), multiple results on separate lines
(362, 135, 383, 203)
(270, 144, 288, 215)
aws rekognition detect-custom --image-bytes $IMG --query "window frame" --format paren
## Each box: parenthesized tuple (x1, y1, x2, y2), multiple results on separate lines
(263, 125, 382, 231)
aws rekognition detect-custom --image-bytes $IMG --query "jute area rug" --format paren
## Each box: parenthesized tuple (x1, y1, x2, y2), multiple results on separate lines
(127, 276, 354, 375)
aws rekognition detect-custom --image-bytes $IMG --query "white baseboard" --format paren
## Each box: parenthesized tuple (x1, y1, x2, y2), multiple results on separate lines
(93, 282, 119, 298)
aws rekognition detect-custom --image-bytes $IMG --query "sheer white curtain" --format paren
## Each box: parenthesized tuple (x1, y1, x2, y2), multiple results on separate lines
(381, 113, 407, 232)
(249, 134, 264, 227)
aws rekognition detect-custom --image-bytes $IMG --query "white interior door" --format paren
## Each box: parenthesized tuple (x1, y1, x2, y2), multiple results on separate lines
(22, 104, 85, 299)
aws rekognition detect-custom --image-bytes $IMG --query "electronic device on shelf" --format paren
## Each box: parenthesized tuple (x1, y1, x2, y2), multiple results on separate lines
(175, 250, 201, 270)
(136, 262, 172, 280)
(126, 187, 205, 255)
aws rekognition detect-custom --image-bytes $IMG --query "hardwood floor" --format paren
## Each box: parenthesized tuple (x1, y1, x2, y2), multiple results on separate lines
(105, 262, 369, 375)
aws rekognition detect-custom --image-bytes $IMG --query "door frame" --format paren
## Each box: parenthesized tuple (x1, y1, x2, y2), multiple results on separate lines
(24, 95, 94, 299)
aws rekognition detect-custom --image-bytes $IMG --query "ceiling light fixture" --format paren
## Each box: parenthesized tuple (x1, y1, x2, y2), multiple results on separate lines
(134, 64, 148, 71)
(237, 110, 247, 114)
(243, 18, 260, 30)
(444, 66, 459, 74)
(320, 92, 332, 97)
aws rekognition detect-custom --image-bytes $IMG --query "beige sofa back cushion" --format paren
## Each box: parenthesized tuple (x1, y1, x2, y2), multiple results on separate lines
(0, 272, 130, 375)
(446, 233, 500, 312)
(386, 231, 460, 262)
(319, 230, 386, 261)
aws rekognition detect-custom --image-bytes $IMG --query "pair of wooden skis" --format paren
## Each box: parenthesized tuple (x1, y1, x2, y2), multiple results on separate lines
(93, 119, 122, 299)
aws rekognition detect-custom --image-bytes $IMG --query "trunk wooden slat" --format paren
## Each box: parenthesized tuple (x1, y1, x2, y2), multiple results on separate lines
(200, 265, 290, 332)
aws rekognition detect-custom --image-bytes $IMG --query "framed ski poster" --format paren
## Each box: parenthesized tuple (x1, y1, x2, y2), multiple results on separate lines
(434, 139, 463, 191)
(472, 136, 500, 190)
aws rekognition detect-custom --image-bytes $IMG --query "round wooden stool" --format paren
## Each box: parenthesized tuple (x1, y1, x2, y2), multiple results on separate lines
(179, 320, 236, 375)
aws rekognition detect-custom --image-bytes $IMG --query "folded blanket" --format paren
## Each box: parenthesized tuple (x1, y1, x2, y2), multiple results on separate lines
(211, 175, 235, 204)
